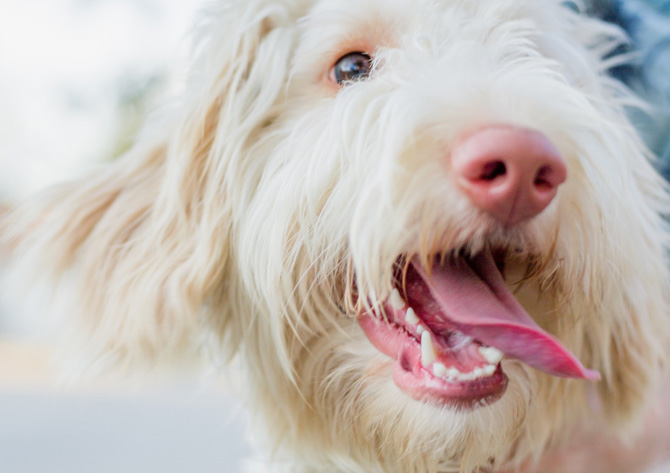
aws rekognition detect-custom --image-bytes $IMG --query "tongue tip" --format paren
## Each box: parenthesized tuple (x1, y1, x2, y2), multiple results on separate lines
(546, 364, 601, 381)
(579, 368, 602, 382)
(411, 253, 603, 383)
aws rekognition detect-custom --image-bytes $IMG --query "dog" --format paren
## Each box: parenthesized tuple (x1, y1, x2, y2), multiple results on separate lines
(2, 0, 670, 471)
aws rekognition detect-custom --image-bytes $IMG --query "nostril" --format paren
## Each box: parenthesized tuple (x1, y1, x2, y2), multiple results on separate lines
(479, 161, 507, 181)
(534, 166, 553, 190)
(533, 162, 565, 192)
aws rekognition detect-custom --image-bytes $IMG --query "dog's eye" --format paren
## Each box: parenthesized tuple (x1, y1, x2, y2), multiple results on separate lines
(332, 52, 372, 84)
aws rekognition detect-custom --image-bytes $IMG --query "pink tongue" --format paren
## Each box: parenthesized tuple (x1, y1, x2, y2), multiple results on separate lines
(411, 250, 600, 380)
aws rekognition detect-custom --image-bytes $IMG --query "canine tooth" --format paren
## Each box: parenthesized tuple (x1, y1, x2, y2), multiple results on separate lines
(390, 288, 406, 310)
(421, 331, 437, 366)
(483, 364, 496, 376)
(433, 362, 449, 378)
(478, 346, 504, 365)
(404, 307, 419, 325)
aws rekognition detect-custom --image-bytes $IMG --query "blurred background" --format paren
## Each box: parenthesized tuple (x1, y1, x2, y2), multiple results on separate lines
(0, 1, 668, 472)
(0, 1, 251, 472)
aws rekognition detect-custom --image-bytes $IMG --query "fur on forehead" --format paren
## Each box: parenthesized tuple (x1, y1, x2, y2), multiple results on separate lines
(293, 0, 581, 63)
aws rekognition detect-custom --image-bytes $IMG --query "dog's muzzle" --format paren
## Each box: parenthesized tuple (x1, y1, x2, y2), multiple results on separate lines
(358, 125, 598, 408)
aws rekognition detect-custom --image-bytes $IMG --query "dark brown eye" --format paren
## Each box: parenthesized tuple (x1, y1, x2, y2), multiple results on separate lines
(332, 52, 372, 84)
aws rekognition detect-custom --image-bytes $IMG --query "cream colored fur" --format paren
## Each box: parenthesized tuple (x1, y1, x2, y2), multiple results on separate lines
(3, 0, 670, 471)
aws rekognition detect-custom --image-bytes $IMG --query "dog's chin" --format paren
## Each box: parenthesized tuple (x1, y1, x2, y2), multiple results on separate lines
(358, 246, 599, 411)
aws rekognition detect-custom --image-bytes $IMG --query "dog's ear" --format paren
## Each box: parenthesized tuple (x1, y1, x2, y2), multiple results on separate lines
(2, 0, 301, 366)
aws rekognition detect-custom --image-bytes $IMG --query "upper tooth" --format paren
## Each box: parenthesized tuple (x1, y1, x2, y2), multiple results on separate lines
(390, 288, 406, 310)
(404, 307, 419, 325)
(478, 346, 504, 365)
(421, 331, 437, 366)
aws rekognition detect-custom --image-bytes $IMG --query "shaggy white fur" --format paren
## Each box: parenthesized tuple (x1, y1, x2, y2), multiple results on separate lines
(3, 0, 670, 472)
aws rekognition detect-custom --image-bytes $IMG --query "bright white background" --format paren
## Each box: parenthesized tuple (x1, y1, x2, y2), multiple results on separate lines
(0, 1, 252, 472)
(0, 0, 200, 196)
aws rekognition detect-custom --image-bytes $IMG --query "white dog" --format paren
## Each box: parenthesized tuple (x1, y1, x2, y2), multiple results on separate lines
(3, 0, 670, 472)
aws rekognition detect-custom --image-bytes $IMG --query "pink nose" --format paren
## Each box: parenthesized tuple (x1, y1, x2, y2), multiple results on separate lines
(451, 125, 567, 226)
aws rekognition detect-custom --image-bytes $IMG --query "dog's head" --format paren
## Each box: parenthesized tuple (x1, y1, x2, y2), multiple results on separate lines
(6, 0, 670, 471)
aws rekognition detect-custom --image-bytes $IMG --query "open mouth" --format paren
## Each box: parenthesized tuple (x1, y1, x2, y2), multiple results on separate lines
(358, 247, 600, 409)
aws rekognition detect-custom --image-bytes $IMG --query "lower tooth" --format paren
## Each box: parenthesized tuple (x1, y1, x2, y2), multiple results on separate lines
(434, 364, 496, 382)
(457, 372, 475, 382)
(446, 367, 460, 379)
(478, 346, 504, 365)
(433, 362, 448, 378)
(433, 363, 462, 381)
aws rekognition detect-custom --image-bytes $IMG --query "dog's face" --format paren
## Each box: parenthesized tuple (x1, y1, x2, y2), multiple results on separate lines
(221, 0, 669, 468)
(7, 0, 670, 471)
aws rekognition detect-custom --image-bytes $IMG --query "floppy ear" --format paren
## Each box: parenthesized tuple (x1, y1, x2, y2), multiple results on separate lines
(2, 0, 301, 366)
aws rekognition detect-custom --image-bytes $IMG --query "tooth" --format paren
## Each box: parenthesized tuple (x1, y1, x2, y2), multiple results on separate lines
(457, 371, 475, 382)
(473, 368, 484, 378)
(390, 288, 406, 310)
(478, 346, 504, 365)
(433, 362, 448, 378)
(421, 331, 437, 366)
(404, 307, 419, 325)
(417, 326, 425, 335)
(446, 367, 460, 379)
(483, 364, 496, 376)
